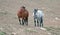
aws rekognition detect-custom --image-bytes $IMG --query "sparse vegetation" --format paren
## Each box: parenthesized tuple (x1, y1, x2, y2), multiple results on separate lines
(0, 31, 6, 35)
(25, 28, 37, 33)
(44, 27, 60, 35)
(44, 27, 52, 31)
(0, 11, 8, 16)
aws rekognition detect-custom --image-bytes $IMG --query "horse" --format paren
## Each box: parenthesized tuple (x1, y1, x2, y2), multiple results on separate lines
(33, 9, 44, 27)
(17, 6, 29, 25)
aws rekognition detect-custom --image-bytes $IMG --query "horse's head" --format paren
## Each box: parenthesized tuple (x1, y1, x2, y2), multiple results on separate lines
(34, 9, 38, 14)
(21, 6, 25, 9)
(20, 6, 26, 11)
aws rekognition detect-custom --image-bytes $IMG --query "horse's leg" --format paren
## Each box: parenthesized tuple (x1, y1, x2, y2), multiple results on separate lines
(22, 18, 24, 25)
(41, 17, 43, 27)
(37, 19, 39, 23)
(40, 17, 43, 27)
(24, 17, 28, 26)
(18, 17, 21, 25)
(37, 18, 39, 27)
(34, 18, 36, 26)
(40, 17, 41, 27)
(26, 17, 28, 26)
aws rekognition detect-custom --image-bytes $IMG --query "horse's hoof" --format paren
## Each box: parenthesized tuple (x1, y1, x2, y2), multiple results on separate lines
(35, 25, 36, 27)
(22, 24, 24, 25)
(20, 23, 21, 25)
(26, 25, 28, 26)
(26, 24, 28, 25)
(35, 26, 36, 27)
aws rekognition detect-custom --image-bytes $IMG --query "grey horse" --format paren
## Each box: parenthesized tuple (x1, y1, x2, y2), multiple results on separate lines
(33, 9, 44, 27)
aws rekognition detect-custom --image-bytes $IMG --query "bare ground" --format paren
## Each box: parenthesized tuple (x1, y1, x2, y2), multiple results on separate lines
(0, 0, 60, 35)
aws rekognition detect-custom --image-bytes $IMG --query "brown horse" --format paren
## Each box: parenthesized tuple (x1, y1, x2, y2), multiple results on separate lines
(17, 6, 29, 25)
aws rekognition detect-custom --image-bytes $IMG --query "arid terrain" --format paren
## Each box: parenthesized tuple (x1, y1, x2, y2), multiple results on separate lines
(0, 0, 60, 35)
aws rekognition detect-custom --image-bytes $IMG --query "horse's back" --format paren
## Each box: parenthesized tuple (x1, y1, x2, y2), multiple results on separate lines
(36, 10, 43, 18)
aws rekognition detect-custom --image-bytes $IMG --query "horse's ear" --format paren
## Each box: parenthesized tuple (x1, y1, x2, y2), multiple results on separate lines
(34, 9, 36, 11)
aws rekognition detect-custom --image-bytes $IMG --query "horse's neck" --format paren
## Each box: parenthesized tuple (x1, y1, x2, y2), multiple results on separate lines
(34, 10, 36, 13)
(36, 10, 44, 17)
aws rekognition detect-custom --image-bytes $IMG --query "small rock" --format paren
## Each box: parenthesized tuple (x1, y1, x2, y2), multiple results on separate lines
(40, 27, 46, 31)
(0, 27, 3, 31)
(48, 32, 51, 35)
(55, 17, 59, 20)
(11, 32, 16, 35)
